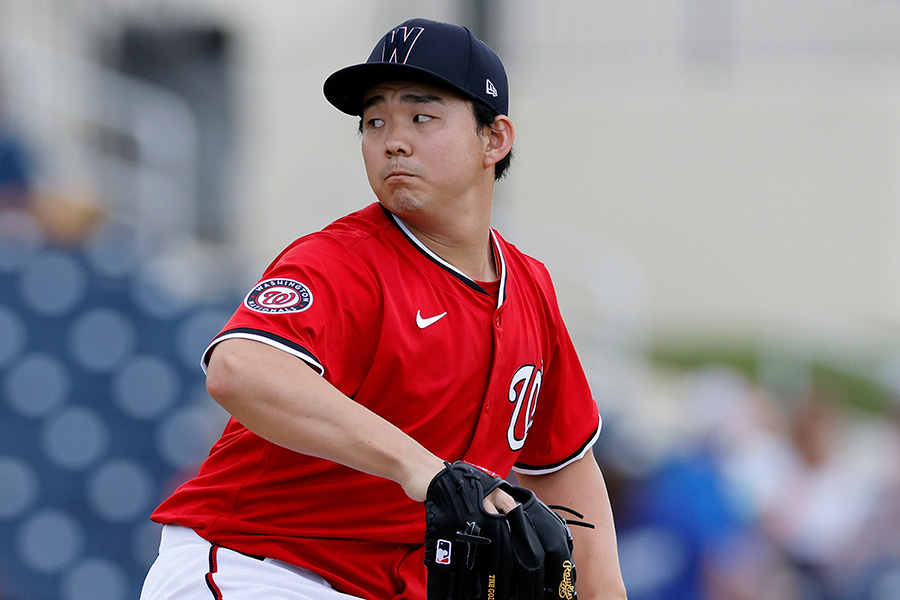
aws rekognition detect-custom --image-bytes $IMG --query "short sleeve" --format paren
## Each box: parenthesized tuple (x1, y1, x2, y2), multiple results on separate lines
(202, 233, 381, 397)
(512, 289, 601, 475)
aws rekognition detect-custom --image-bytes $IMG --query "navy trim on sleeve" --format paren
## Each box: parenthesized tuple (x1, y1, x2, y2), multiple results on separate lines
(511, 419, 602, 476)
(201, 327, 325, 376)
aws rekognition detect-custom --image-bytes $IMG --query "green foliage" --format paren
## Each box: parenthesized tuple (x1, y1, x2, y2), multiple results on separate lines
(649, 339, 893, 415)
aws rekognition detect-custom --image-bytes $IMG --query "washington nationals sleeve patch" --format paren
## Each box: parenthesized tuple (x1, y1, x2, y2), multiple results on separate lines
(244, 278, 313, 314)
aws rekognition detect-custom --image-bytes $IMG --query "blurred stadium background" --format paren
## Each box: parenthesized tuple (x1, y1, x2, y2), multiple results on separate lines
(1, 1, 900, 599)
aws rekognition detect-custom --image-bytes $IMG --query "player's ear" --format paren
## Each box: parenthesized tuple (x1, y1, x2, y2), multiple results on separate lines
(483, 115, 515, 171)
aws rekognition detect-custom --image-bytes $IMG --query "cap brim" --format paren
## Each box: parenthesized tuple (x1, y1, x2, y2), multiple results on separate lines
(323, 62, 476, 116)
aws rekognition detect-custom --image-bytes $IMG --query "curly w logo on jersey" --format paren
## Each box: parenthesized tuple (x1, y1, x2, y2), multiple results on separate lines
(244, 278, 313, 314)
(507, 363, 542, 452)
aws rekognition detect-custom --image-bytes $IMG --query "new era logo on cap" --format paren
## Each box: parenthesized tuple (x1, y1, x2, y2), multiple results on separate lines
(323, 18, 509, 117)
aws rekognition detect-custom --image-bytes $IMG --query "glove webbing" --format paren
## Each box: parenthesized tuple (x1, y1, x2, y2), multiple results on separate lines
(457, 521, 490, 569)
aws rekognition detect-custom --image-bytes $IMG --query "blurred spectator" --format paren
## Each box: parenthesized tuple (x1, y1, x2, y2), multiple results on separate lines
(0, 85, 34, 210)
(29, 188, 105, 246)
(755, 392, 892, 599)
(608, 366, 900, 600)
(836, 413, 900, 600)
(0, 83, 103, 246)
(612, 370, 794, 600)
(623, 441, 748, 600)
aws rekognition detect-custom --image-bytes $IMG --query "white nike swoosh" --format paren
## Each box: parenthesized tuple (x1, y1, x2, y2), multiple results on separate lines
(416, 310, 447, 329)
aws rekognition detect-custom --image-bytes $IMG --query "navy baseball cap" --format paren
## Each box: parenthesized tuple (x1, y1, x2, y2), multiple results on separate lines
(324, 18, 508, 117)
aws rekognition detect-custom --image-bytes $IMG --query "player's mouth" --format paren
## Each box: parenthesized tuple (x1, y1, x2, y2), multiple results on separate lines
(385, 171, 415, 181)
(382, 163, 420, 181)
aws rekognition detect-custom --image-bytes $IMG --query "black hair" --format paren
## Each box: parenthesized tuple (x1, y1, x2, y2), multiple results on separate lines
(355, 97, 514, 181)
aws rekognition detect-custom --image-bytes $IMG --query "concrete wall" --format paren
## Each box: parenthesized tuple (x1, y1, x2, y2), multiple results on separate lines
(3, 0, 900, 351)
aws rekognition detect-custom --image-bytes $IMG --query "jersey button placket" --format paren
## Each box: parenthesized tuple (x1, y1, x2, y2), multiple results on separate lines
(486, 309, 504, 412)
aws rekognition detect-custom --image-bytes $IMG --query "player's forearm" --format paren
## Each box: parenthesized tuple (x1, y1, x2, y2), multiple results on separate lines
(516, 455, 628, 600)
(206, 338, 444, 500)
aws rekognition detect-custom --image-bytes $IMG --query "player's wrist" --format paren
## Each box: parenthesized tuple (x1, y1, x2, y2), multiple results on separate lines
(399, 454, 446, 502)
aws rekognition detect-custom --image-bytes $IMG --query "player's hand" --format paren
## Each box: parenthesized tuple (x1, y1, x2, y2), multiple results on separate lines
(483, 486, 518, 514)
(404, 460, 518, 514)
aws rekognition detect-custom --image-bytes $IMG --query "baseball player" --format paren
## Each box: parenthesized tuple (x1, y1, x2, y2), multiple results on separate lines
(140, 18, 627, 600)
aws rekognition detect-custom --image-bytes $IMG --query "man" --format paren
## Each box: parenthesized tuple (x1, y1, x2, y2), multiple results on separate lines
(141, 18, 627, 600)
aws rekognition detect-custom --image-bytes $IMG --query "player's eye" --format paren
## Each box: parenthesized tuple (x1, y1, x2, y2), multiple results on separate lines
(367, 118, 385, 129)
(413, 114, 433, 123)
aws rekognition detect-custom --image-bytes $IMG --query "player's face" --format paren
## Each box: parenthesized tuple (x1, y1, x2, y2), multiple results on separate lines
(360, 81, 490, 220)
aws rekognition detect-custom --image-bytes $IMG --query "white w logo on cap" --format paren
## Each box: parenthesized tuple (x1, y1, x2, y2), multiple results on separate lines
(383, 26, 425, 64)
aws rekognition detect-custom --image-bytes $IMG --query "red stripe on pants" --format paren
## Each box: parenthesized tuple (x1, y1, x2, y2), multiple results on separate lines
(205, 545, 223, 599)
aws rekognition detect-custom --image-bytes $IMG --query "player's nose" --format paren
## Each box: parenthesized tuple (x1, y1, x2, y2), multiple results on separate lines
(384, 124, 412, 156)
(385, 140, 410, 156)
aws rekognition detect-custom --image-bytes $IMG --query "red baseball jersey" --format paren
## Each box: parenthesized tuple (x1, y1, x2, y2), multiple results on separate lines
(152, 202, 601, 600)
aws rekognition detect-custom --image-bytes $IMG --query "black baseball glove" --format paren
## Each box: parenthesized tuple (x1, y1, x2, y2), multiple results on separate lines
(424, 461, 589, 600)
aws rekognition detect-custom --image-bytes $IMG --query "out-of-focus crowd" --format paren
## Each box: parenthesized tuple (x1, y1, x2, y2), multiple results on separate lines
(598, 366, 900, 600)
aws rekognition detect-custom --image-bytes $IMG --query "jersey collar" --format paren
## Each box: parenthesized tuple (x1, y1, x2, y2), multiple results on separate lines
(382, 205, 508, 308)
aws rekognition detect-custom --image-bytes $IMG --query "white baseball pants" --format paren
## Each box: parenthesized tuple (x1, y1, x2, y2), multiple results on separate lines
(140, 525, 364, 600)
